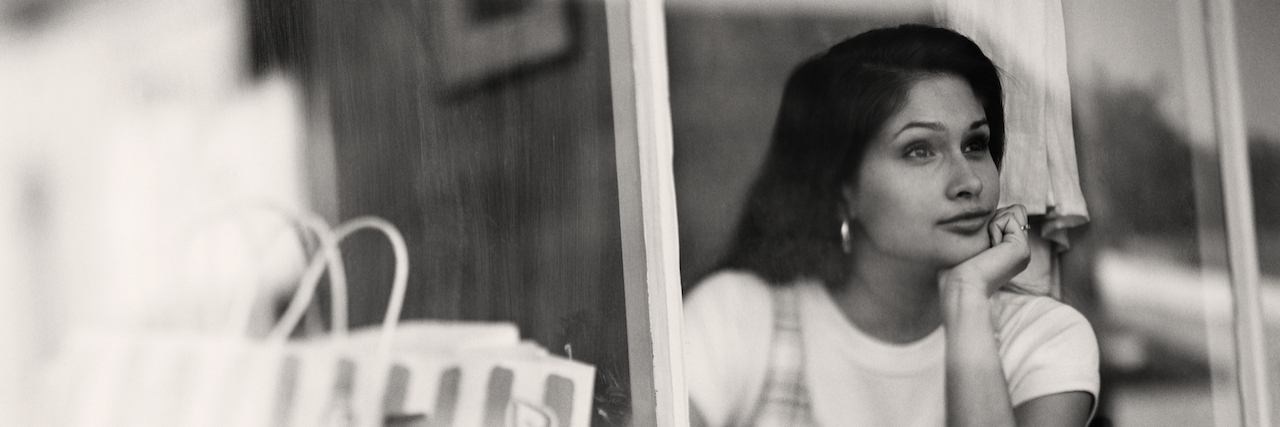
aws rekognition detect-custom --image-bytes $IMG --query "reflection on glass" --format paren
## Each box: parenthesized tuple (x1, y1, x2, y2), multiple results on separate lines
(1237, 0, 1280, 424)
(310, 1, 633, 425)
(1062, 0, 1279, 425)
(0, 0, 633, 426)
(669, 0, 1269, 426)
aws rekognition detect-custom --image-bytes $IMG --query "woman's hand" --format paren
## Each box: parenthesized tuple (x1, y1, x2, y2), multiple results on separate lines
(937, 204, 1029, 427)
(938, 204, 1031, 296)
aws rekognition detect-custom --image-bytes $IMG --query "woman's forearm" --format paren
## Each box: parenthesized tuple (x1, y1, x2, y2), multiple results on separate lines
(942, 284, 1016, 427)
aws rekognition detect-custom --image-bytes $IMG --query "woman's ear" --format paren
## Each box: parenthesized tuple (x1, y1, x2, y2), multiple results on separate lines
(839, 184, 858, 254)
(840, 184, 859, 221)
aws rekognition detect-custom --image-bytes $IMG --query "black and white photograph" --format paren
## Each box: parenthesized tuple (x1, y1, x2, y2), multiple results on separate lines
(0, 0, 1278, 426)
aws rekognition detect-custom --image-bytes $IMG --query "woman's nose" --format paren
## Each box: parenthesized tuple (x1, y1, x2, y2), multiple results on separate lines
(946, 156, 984, 200)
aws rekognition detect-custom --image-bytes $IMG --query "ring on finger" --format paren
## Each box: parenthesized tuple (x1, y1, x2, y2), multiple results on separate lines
(1019, 223, 1032, 231)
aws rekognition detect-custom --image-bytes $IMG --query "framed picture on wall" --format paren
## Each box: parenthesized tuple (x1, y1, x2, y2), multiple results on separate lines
(421, 0, 574, 90)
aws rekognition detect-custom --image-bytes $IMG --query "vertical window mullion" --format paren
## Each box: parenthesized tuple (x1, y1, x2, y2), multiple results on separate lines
(1203, 0, 1274, 425)
(606, 0, 689, 426)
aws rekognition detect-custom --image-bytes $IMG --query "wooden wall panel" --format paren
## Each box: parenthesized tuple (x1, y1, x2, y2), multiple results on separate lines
(310, 2, 631, 420)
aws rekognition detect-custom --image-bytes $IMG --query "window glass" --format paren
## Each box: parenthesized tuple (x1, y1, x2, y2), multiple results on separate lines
(1064, 0, 1251, 425)
(1237, 0, 1280, 424)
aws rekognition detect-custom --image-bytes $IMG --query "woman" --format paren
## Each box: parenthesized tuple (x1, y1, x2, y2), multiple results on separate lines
(683, 25, 1099, 427)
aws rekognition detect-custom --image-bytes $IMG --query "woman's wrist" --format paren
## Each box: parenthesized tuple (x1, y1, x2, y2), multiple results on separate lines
(940, 275, 988, 300)
(940, 280, 993, 321)
(941, 279, 1001, 367)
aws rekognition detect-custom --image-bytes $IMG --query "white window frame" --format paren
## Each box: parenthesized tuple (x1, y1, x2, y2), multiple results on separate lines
(605, 1, 690, 427)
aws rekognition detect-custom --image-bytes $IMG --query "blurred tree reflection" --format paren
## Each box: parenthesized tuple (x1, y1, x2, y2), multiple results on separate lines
(1067, 80, 1208, 426)
(1086, 83, 1197, 243)
(1067, 75, 1280, 426)
(1074, 78, 1280, 273)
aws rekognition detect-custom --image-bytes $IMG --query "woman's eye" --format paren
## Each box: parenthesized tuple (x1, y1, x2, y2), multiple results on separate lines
(963, 136, 990, 153)
(905, 144, 934, 158)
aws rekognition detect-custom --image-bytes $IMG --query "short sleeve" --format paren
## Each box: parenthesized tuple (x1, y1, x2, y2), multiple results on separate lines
(997, 296, 1101, 417)
(683, 272, 774, 427)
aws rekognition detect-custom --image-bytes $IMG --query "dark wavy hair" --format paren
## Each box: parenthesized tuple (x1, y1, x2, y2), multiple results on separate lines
(719, 24, 1005, 289)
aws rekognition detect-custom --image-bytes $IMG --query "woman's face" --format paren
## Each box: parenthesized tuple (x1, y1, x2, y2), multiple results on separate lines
(843, 74, 1000, 268)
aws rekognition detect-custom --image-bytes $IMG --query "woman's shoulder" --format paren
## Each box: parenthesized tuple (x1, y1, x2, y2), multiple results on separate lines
(680, 272, 778, 334)
(994, 291, 1090, 324)
(684, 270, 774, 312)
(992, 292, 1102, 411)
(992, 291, 1097, 347)
(683, 271, 778, 427)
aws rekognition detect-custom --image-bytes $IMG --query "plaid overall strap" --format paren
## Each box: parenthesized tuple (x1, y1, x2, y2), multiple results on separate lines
(741, 286, 819, 427)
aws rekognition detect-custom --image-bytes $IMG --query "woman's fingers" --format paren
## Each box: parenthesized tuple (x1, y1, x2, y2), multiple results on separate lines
(1008, 204, 1028, 234)
(949, 204, 1032, 295)
(988, 204, 1028, 246)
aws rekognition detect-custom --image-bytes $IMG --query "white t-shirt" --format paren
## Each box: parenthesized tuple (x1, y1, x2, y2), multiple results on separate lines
(683, 271, 1100, 427)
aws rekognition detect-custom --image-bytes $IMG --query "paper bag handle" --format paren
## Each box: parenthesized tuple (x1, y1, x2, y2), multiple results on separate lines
(266, 216, 410, 427)
(267, 216, 408, 342)
(196, 205, 350, 339)
(334, 217, 410, 427)
(265, 213, 352, 340)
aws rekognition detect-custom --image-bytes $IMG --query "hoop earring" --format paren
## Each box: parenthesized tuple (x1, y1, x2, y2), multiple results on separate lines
(840, 220, 852, 254)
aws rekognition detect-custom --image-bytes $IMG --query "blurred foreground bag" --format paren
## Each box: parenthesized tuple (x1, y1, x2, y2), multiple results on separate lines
(37, 213, 595, 427)
(37, 214, 408, 427)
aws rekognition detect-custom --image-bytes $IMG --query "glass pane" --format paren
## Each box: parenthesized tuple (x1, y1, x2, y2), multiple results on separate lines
(1, 0, 636, 425)
(1238, 0, 1280, 424)
(312, 1, 633, 425)
(669, 1, 1248, 426)
(1064, 0, 1241, 425)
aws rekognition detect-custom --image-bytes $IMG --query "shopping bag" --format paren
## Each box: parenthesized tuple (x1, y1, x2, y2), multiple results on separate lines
(373, 342, 596, 427)
(339, 321, 593, 427)
(36, 212, 408, 427)
(41, 330, 299, 427)
(36, 219, 316, 427)
(272, 215, 412, 427)
(285, 216, 596, 427)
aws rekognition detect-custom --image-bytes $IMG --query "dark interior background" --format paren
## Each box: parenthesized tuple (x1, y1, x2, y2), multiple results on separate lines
(251, 0, 633, 424)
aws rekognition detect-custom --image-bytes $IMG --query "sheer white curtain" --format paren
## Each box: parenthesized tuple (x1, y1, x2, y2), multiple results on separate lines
(935, 0, 1088, 297)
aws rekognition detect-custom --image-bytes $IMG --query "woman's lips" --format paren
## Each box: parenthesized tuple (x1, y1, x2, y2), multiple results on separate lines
(938, 211, 991, 234)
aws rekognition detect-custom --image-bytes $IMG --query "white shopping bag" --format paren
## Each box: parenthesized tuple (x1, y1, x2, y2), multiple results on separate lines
(37, 213, 410, 427)
(43, 331, 297, 427)
(374, 338, 595, 427)
(277, 216, 411, 427)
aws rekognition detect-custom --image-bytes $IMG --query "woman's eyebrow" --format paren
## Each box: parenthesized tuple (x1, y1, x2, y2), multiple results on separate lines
(894, 121, 943, 137)
(893, 119, 988, 137)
